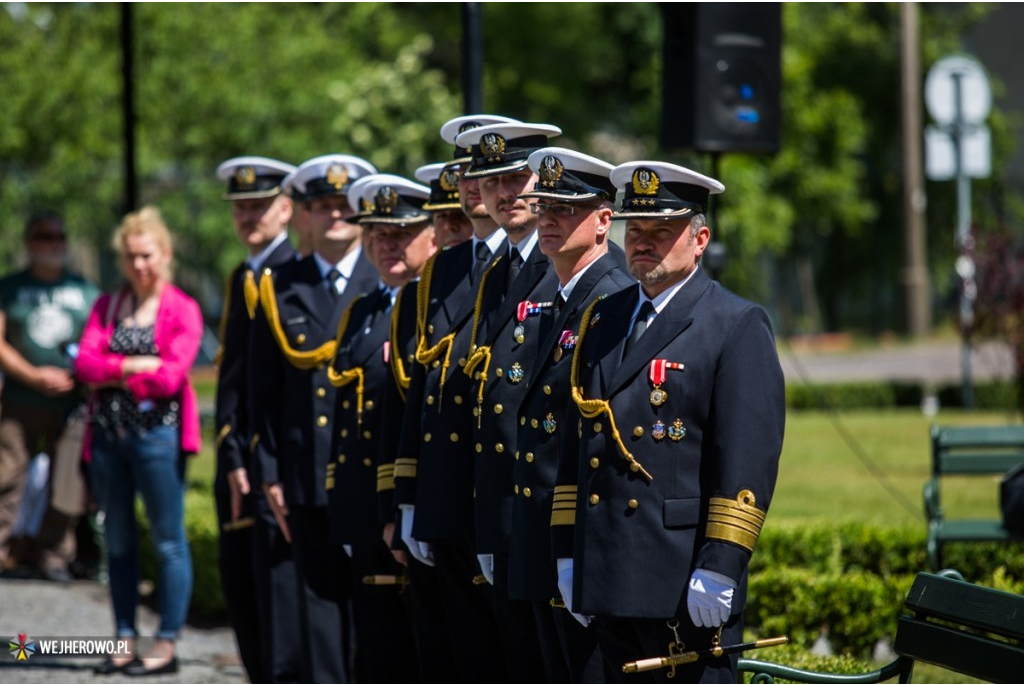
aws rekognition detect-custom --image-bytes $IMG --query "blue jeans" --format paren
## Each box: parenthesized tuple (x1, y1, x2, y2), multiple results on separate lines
(90, 424, 192, 640)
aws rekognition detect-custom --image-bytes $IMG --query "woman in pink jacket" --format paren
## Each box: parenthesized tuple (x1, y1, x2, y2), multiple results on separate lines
(75, 206, 202, 676)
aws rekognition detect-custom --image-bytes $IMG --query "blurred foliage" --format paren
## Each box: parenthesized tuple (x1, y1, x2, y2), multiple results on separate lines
(0, 2, 1015, 337)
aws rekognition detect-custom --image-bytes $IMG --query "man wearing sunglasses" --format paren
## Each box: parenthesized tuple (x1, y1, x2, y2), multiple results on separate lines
(0, 212, 99, 582)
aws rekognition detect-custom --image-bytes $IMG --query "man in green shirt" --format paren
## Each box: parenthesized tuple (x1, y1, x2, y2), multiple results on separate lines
(0, 212, 99, 581)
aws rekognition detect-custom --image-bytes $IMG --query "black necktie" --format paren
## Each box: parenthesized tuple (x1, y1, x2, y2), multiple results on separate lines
(624, 300, 656, 358)
(506, 247, 523, 291)
(471, 241, 490, 284)
(326, 268, 342, 299)
(554, 292, 566, 317)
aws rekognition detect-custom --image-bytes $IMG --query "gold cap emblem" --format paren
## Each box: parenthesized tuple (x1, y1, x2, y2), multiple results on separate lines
(326, 163, 349, 190)
(539, 155, 564, 187)
(632, 168, 660, 196)
(377, 186, 399, 214)
(481, 133, 506, 158)
(234, 166, 257, 189)
(440, 166, 461, 192)
(360, 198, 375, 213)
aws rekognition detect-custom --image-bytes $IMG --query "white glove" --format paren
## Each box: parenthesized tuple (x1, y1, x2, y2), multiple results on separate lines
(557, 558, 590, 627)
(687, 569, 736, 628)
(476, 554, 495, 585)
(399, 505, 434, 567)
(342, 544, 353, 558)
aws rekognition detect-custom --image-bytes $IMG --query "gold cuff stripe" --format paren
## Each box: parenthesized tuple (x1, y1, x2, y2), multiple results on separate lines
(551, 510, 576, 526)
(394, 458, 418, 479)
(215, 424, 232, 449)
(553, 485, 578, 495)
(706, 522, 758, 552)
(376, 475, 396, 492)
(552, 493, 577, 504)
(706, 491, 767, 552)
(708, 503, 766, 528)
(326, 477, 335, 490)
(249, 433, 260, 451)
(377, 464, 396, 476)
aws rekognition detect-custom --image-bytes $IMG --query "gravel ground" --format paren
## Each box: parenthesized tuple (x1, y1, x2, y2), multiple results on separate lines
(0, 577, 244, 683)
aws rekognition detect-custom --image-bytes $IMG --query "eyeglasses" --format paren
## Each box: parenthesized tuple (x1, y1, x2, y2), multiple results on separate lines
(29, 234, 67, 243)
(529, 203, 579, 217)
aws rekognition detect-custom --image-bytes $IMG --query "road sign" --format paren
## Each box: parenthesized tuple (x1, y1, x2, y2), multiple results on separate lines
(924, 54, 991, 126)
(924, 124, 991, 181)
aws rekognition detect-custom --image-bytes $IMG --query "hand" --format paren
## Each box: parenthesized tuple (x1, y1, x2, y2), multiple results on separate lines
(557, 558, 590, 627)
(226, 468, 250, 522)
(382, 522, 408, 567)
(33, 366, 75, 396)
(121, 355, 162, 377)
(399, 505, 434, 567)
(262, 483, 291, 543)
(476, 554, 495, 585)
(687, 569, 736, 628)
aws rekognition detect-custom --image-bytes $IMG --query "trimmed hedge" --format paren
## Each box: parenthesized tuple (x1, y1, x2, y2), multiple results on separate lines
(752, 520, 1024, 581)
(785, 379, 1018, 411)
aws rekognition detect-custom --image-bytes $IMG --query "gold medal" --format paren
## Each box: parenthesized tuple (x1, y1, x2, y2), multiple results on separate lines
(650, 387, 667, 406)
(553, 347, 563, 362)
(514, 324, 525, 344)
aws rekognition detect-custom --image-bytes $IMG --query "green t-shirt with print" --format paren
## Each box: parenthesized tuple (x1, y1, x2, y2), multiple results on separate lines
(0, 268, 100, 410)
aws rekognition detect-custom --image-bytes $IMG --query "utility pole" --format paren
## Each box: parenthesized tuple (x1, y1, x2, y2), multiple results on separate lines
(900, 3, 931, 338)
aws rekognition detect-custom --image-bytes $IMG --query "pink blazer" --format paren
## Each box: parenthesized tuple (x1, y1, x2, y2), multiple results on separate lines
(75, 283, 204, 458)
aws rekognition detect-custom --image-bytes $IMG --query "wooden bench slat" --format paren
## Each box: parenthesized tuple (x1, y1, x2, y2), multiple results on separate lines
(933, 425, 1024, 447)
(936, 453, 1024, 474)
(904, 572, 1024, 641)
(933, 519, 1014, 541)
(894, 615, 1024, 684)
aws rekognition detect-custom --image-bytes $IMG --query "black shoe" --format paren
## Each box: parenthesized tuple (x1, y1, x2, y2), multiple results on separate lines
(124, 656, 178, 677)
(94, 657, 142, 675)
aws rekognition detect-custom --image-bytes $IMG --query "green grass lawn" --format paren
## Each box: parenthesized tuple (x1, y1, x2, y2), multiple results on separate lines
(772, 408, 1021, 526)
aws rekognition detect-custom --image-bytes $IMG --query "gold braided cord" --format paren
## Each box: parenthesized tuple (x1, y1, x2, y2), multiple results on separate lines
(570, 296, 653, 481)
(258, 270, 337, 369)
(413, 254, 456, 384)
(462, 254, 503, 415)
(389, 283, 411, 401)
(215, 424, 231, 449)
(416, 254, 438, 340)
(327, 295, 367, 426)
(214, 264, 242, 367)
(243, 270, 260, 319)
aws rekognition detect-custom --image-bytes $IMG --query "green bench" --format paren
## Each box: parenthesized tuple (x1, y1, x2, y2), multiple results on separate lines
(739, 571, 1024, 683)
(925, 424, 1024, 570)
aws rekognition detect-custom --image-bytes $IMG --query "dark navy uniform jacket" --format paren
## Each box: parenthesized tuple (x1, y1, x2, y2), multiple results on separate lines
(509, 248, 632, 601)
(326, 285, 394, 546)
(375, 282, 418, 530)
(552, 267, 785, 619)
(252, 250, 379, 507)
(394, 240, 487, 542)
(466, 243, 558, 555)
(215, 239, 297, 495)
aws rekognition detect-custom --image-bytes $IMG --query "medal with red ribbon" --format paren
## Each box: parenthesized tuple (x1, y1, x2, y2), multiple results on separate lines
(649, 359, 685, 406)
(514, 300, 553, 344)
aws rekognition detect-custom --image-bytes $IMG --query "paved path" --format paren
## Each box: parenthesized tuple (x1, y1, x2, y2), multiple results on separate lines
(0, 577, 244, 683)
(779, 339, 1015, 385)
